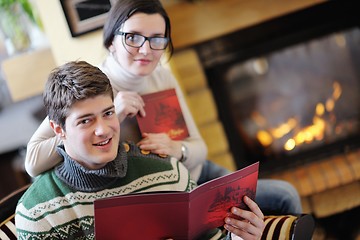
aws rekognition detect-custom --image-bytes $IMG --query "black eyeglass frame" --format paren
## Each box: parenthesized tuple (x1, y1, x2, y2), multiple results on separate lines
(116, 31, 169, 50)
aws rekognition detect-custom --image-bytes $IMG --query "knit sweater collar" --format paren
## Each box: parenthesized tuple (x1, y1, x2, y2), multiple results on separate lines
(54, 144, 128, 192)
(100, 54, 148, 94)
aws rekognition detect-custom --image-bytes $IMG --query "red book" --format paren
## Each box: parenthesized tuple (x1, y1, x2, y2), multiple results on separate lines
(136, 88, 189, 140)
(94, 162, 259, 240)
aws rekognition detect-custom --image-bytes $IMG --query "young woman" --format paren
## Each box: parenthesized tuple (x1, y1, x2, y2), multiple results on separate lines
(25, 0, 302, 217)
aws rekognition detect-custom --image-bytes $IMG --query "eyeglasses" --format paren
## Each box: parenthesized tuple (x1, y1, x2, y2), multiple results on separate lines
(116, 31, 169, 50)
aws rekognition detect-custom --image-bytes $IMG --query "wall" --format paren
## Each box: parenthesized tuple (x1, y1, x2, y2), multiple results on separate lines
(34, 0, 106, 66)
(35, 0, 325, 65)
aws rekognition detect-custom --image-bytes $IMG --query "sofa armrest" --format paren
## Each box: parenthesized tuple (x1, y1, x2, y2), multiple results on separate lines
(261, 214, 315, 240)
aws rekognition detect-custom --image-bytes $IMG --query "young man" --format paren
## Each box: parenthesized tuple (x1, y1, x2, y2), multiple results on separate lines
(15, 61, 264, 239)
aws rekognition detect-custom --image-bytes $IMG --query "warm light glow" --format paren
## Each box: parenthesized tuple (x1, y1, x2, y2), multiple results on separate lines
(284, 139, 296, 151)
(326, 98, 335, 112)
(272, 124, 290, 138)
(257, 130, 273, 146)
(333, 81, 342, 100)
(313, 116, 326, 128)
(271, 118, 297, 139)
(316, 103, 325, 116)
(304, 129, 315, 142)
(283, 115, 326, 150)
(294, 132, 305, 144)
(254, 81, 343, 151)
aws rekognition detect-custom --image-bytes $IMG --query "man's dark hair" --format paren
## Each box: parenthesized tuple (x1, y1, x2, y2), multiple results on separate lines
(43, 61, 113, 128)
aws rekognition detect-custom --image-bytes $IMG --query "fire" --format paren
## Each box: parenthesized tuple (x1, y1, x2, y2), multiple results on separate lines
(255, 81, 342, 151)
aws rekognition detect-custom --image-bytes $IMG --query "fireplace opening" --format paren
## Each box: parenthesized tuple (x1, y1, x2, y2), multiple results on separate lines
(194, 1, 360, 174)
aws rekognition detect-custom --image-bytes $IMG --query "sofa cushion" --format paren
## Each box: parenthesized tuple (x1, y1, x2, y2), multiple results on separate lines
(261, 214, 315, 240)
(0, 215, 17, 240)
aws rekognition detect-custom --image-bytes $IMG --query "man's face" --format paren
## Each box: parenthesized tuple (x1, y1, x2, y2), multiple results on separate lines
(51, 94, 120, 169)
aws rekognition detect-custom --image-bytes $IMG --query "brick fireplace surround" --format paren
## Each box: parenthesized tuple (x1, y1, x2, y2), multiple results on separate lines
(170, 48, 360, 240)
(166, 1, 360, 238)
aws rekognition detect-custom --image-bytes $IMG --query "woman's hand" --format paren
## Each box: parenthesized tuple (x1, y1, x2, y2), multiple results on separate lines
(224, 196, 265, 240)
(114, 91, 145, 122)
(137, 133, 182, 160)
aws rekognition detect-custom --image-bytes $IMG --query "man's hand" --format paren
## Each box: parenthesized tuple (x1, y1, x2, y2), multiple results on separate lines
(224, 196, 265, 240)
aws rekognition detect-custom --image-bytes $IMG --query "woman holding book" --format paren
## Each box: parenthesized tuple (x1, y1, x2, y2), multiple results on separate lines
(25, 0, 301, 219)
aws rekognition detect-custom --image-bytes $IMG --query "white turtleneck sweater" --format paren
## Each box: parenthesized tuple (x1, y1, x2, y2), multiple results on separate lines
(25, 54, 207, 181)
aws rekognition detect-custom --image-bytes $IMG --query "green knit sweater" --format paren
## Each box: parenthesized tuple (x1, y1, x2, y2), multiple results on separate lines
(15, 142, 197, 239)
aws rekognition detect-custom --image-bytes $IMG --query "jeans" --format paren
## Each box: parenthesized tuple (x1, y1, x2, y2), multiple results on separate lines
(197, 160, 231, 185)
(197, 160, 302, 215)
(256, 179, 302, 215)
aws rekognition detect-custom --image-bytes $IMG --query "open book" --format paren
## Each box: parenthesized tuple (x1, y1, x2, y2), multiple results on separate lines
(136, 88, 189, 140)
(94, 162, 259, 240)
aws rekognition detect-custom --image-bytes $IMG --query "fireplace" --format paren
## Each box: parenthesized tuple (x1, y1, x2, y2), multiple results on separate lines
(194, 1, 360, 175)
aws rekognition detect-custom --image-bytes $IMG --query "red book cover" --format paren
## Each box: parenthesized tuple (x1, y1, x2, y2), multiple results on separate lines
(136, 88, 189, 140)
(94, 162, 259, 240)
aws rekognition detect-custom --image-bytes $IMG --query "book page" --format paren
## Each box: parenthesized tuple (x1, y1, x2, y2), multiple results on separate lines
(188, 162, 259, 238)
(136, 88, 189, 140)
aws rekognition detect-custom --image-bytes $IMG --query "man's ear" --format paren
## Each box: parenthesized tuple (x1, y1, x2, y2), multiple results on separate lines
(49, 120, 66, 139)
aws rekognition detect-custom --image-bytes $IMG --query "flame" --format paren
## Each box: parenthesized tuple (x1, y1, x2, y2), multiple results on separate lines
(333, 81, 342, 100)
(271, 118, 297, 138)
(254, 81, 343, 152)
(284, 139, 296, 151)
(257, 130, 272, 146)
(316, 103, 325, 116)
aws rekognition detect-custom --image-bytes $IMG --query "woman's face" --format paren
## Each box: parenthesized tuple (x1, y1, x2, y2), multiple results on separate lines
(110, 12, 167, 77)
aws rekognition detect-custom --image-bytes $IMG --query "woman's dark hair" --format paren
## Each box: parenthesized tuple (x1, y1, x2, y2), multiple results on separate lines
(103, 0, 174, 57)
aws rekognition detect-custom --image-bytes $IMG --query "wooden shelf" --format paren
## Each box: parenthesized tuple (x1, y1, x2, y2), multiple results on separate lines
(164, 0, 325, 49)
